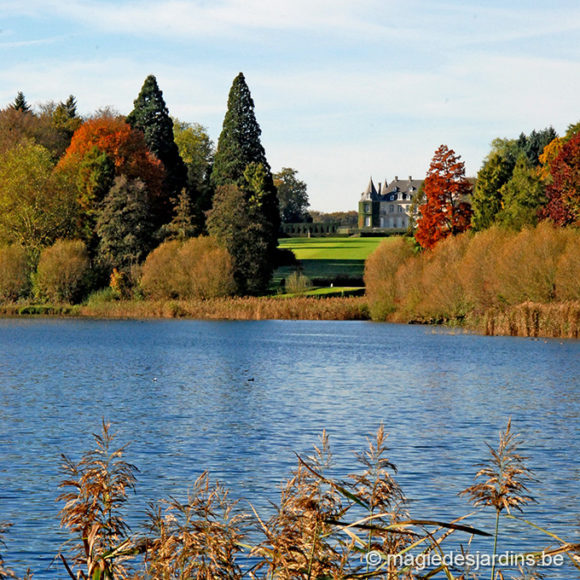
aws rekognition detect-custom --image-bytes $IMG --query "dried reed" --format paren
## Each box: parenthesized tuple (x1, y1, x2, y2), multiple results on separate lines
(460, 419, 536, 580)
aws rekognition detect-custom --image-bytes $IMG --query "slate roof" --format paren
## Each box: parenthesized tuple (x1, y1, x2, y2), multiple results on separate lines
(361, 176, 423, 202)
(360, 177, 380, 201)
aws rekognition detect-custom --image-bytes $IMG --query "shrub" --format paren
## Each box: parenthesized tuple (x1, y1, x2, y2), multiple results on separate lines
(555, 229, 580, 301)
(285, 270, 312, 294)
(178, 236, 236, 299)
(494, 222, 568, 305)
(416, 233, 471, 320)
(364, 238, 414, 319)
(460, 226, 511, 310)
(35, 239, 90, 303)
(0, 245, 30, 302)
(141, 236, 235, 300)
(139, 240, 183, 300)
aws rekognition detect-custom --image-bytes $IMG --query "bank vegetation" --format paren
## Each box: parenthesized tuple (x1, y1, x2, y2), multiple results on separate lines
(365, 222, 580, 338)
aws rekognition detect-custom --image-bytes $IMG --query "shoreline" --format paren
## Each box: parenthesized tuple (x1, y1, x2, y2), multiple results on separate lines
(0, 297, 578, 339)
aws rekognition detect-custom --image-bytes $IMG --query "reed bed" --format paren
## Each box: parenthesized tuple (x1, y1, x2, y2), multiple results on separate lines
(1, 420, 578, 579)
(472, 300, 580, 339)
(77, 296, 370, 321)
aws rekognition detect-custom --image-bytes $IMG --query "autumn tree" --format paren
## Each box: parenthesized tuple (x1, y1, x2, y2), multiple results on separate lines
(541, 132, 580, 226)
(58, 115, 165, 247)
(415, 145, 473, 250)
(36, 98, 83, 160)
(0, 141, 78, 253)
(35, 239, 90, 303)
(274, 167, 310, 223)
(59, 114, 164, 197)
(209, 73, 279, 293)
(127, 75, 187, 226)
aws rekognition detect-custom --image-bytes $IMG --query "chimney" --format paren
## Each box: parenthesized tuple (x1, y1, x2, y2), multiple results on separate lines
(395, 176, 398, 181)
(409, 175, 412, 181)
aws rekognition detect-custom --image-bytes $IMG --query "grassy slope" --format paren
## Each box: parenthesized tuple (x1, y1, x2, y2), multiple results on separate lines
(275, 237, 393, 288)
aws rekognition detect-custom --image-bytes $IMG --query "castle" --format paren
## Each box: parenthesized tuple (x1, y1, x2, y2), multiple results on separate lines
(358, 176, 422, 230)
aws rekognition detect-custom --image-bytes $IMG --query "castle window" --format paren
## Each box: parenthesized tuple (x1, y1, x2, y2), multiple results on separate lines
(389, 205, 394, 213)
(398, 205, 403, 213)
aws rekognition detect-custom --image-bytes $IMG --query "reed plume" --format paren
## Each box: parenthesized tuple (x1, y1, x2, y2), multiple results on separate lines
(460, 419, 535, 580)
(142, 471, 244, 579)
(57, 420, 138, 579)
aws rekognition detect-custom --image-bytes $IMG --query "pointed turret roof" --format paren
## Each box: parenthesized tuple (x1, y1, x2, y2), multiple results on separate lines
(360, 177, 379, 201)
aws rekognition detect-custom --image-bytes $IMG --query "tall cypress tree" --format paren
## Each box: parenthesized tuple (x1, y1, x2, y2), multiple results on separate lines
(209, 73, 279, 294)
(127, 75, 187, 226)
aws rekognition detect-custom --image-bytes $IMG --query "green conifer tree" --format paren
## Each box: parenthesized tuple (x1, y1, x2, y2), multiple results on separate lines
(127, 75, 187, 227)
(11, 91, 31, 113)
(96, 175, 154, 273)
(209, 73, 279, 294)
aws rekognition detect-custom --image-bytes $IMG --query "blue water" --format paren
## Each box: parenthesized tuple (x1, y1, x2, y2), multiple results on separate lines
(0, 319, 578, 578)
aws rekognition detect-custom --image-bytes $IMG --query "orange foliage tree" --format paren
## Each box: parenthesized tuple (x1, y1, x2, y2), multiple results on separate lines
(416, 145, 473, 250)
(58, 115, 165, 201)
(542, 133, 580, 226)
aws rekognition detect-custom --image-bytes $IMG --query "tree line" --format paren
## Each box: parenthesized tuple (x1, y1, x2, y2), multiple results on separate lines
(0, 74, 312, 302)
(413, 123, 579, 249)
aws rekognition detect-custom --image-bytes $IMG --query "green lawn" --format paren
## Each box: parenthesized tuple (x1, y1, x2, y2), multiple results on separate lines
(273, 236, 395, 292)
(278, 237, 388, 261)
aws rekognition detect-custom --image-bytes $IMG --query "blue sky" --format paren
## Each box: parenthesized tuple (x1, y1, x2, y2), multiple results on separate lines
(1, 0, 579, 211)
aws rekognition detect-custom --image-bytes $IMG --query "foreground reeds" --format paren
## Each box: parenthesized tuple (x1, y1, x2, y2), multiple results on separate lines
(1, 420, 579, 579)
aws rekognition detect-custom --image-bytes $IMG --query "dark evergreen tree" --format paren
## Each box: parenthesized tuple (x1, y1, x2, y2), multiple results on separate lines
(127, 75, 187, 227)
(96, 175, 154, 273)
(64, 95, 78, 118)
(207, 180, 272, 295)
(211, 73, 271, 188)
(11, 91, 31, 113)
(209, 73, 279, 293)
(517, 127, 558, 166)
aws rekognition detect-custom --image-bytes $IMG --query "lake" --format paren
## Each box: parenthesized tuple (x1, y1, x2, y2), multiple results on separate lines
(0, 319, 578, 578)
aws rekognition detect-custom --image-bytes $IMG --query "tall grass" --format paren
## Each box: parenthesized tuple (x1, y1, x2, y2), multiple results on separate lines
(1, 421, 578, 579)
(78, 296, 370, 321)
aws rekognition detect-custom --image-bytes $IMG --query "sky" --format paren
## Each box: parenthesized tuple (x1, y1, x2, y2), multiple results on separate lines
(1, 0, 579, 212)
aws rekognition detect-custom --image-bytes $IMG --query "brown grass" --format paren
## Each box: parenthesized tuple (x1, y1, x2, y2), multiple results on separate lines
(473, 300, 580, 338)
(78, 296, 370, 321)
